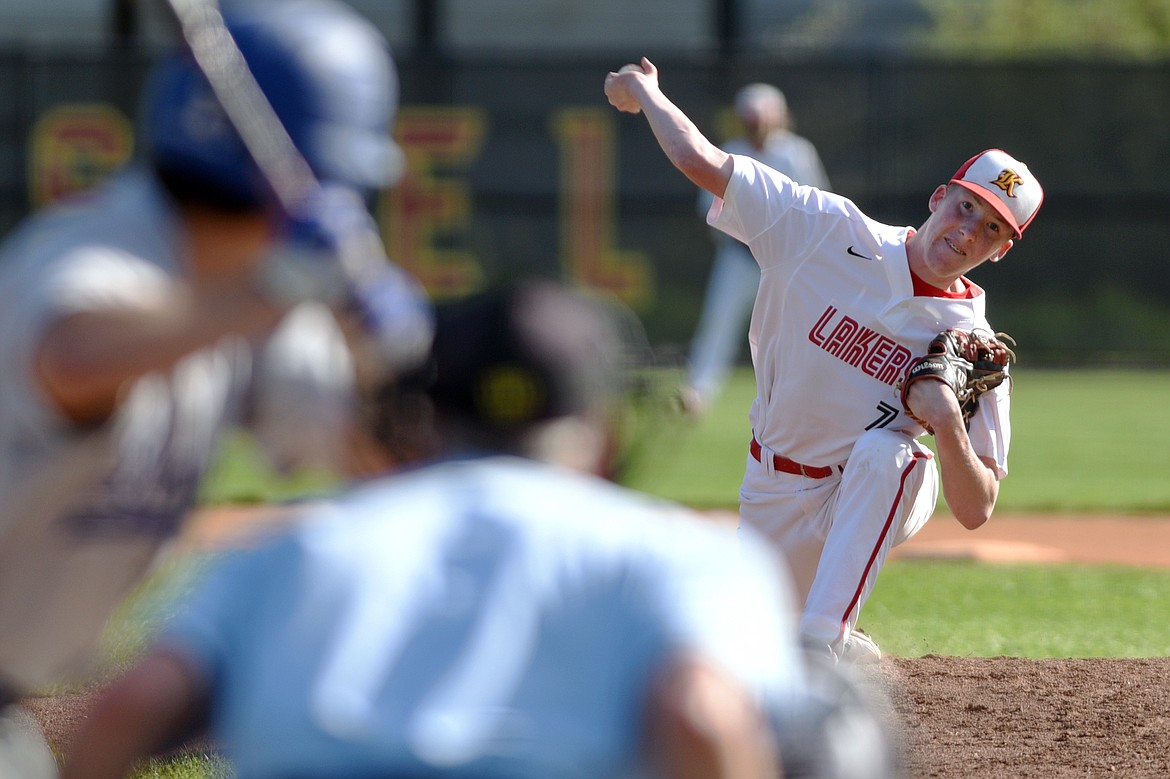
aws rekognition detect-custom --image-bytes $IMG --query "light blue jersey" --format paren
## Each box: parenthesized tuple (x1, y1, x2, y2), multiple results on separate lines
(165, 455, 804, 778)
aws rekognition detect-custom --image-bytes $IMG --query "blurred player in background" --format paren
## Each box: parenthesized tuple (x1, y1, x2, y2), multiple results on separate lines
(62, 279, 818, 779)
(606, 59, 1041, 663)
(680, 83, 831, 416)
(0, 0, 430, 772)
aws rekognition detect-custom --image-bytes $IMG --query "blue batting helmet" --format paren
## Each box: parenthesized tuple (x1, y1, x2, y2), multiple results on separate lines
(143, 0, 403, 209)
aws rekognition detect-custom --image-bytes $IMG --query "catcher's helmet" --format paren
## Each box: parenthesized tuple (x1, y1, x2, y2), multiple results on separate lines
(421, 280, 623, 434)
(143, 0, 403, 209)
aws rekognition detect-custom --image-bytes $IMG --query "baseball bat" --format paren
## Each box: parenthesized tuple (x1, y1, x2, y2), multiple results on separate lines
(158, 0, 434, 372)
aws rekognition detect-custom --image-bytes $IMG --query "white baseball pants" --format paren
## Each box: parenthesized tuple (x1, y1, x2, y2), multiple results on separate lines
(739, 428, 938, 656)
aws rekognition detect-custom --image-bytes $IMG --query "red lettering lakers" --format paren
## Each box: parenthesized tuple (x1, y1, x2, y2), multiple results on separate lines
(807, 305, 913, 386)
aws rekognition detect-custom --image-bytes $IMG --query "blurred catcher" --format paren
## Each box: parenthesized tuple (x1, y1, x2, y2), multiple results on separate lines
(0, 0, 429, 770)
(62, 280, 829, 779)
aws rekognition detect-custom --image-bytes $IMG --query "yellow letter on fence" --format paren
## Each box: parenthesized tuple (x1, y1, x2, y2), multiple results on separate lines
(384, 107, 487, 298)
(551, 107, 652, 309)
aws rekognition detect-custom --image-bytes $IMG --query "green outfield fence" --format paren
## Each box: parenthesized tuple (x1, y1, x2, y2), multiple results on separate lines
(3, 47, 1170, 364)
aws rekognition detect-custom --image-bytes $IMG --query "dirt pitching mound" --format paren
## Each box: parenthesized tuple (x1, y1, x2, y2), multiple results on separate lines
(29, 656, 1170, 777)
(874, 655, 1170, 778)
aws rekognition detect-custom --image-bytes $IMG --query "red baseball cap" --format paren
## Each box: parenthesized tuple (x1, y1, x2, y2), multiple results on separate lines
(950, 149, 1043, 239)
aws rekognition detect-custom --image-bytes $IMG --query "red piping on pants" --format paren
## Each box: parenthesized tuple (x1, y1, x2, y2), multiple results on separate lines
(839, 450, 932, 637)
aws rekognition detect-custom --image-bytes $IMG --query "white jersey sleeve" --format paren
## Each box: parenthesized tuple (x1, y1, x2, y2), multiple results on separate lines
(967, 380, 1011, 479)
(707, 154, 864, 272)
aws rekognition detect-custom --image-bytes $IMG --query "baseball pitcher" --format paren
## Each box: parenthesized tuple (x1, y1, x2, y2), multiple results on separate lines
(607, 58, 1041, 662)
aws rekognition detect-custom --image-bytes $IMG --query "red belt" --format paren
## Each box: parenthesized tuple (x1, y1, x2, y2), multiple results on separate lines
(750, 438, 834, 479)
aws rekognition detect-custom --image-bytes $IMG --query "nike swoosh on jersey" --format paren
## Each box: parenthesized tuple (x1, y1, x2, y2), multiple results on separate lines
(847, 245, 874, 260)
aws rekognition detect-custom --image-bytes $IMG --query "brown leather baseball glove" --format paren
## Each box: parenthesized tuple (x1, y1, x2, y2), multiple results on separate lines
(899, 329, 1016, 433)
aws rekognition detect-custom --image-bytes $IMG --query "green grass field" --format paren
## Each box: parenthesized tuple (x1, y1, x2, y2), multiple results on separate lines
(623, 366, 1170, 657)
(867, 561, 1170, 658)
(997, 368, 1170, 513)
(620, 366, 1170, 513)
(201, 366, 1170, 513)
(619, 366, 1170, 656)
(145, 367, 1170, 662)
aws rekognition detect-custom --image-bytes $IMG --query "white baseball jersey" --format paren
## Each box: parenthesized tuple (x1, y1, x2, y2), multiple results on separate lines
(160, 455, 804, 779)
(709, 154, 1011, 477)
(698, 130, 832, 239)
(0, 168, 354, 693)
(709, 155, 1013, 653)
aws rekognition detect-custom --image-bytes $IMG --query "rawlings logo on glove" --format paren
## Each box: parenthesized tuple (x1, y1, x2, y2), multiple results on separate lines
(899, 329, 1016, 433)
